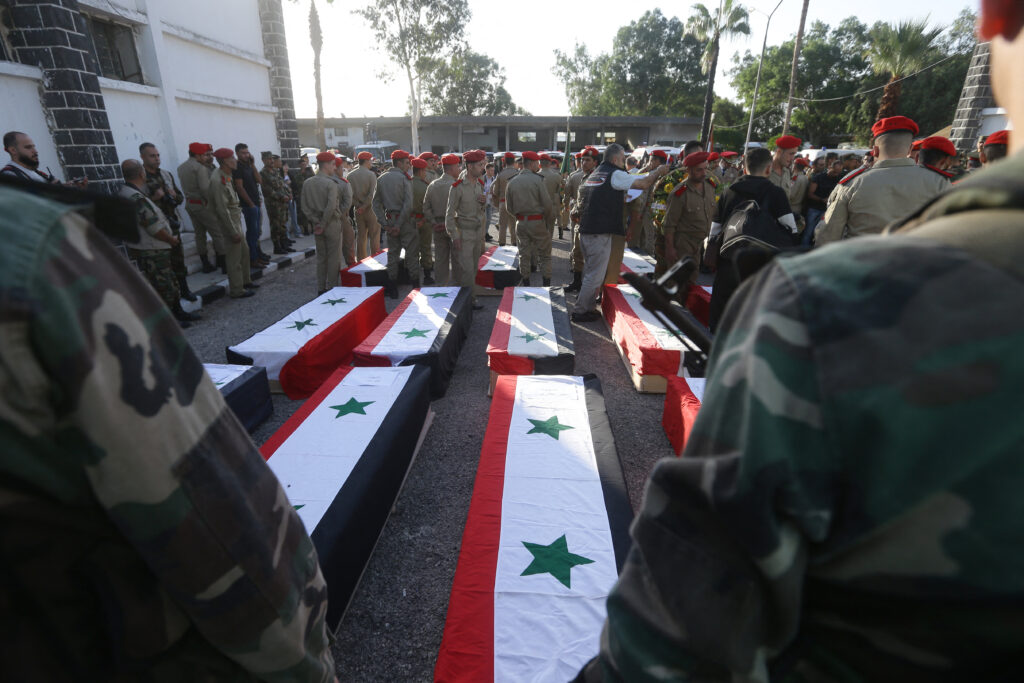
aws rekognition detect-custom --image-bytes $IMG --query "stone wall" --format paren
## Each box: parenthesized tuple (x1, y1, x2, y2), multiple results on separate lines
(949, 42, 992, 155)
(258, 0, 300, 166)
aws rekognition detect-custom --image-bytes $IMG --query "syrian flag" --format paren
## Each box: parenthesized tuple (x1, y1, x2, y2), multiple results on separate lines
(227, 286, 386, 399)
(487, 286, 573, 377)
(203, 363, 273, 433)
(662, 375, 706, 456)
(476, 245, 521, 290)
(339, 248, 410, 287)
(260, 364, 432, 628)
(617, 247, 656, 282)
(683, 283, 713, 328)
(602, 283, 703, 379)
(353, 286, 472, 397)
(436, 374, 632, 682)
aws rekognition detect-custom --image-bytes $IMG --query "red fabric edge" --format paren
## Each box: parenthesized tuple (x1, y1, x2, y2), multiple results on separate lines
(602, 284, 680, 377)
(340, 250, 386, 287)
(260, 366, 355, 460)
(435, 375, 518, 682)
(475, 245, 498, 289)
(486, 288, 535, 376)
(662, 375, 702, 456)
(352, 288, 418, 366)
(616, 258, 633, 285)
(278, 289, 387, 399)
(684, 284, 712, 328)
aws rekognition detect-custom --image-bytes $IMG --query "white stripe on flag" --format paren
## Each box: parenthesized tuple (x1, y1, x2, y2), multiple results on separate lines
(228, 287, 380, 380)
(492, 376, 619, 681)
(506, 287, 559, 359)
(686, 377, 706, 403)
(370, 286, 461, 365)
(266, 366, 413, 533)
(621, 248, 655, 274)
(203, 363, 249, 388)
(349, 251, 388, 274)
(482, 246, 519, 271)
(616, 284, 690, 353)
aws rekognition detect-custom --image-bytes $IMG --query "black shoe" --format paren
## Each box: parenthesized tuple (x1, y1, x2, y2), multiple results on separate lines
(273, 245, 290, 255)
(178, 278, 198, 302)
(565, 272, 582, 293)
(244, 282, 260, 289)
(572, 310, 601, 323)
(542, 277, 551, 287)
(423, 269, 435, 285)
(173, 306, 200, 322)
(216, 255, 227, 274)
(231, 290, 256, 299)
(386, 280, 399, 299)
(200, 257, 217, 274)
(178, 319, 192, 329)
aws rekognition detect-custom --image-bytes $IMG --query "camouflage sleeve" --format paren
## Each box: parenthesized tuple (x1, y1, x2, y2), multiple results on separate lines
(135, 195, 165, 237)
(582, 260, 830, 682)
(28, 210, 335, 681)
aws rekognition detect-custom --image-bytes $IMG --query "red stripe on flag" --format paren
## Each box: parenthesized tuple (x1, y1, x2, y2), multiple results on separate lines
(486, 288, 535, 376)
(352, 288, 419, 367)
(340, 249, 386, 287)
(662, 375, 702, 456)
(259, 365, 355, 460)
(602, 284, 681, 377)
(475, 246, 497, 289)
(617, 259, 633, 285)
(435, 375, 519, 682)
(684, 284, 711, 328)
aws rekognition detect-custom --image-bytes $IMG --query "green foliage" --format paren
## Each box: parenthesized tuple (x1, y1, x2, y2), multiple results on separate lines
(423, 50, 529, 116)
(687, 0, 751, 141)
(866, 18, 944, 79)
(711, 97, 747, 150)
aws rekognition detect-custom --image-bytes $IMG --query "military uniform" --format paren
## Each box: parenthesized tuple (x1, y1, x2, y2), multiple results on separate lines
(301, 171, 343, 292)
(565, 167, 587, 276)
(580, 151, 1024, 682)
(492, 163, 519, 246)
(662, 177, 716, 281)
(505, 167, 554, 283)
(348, 164, 381, 259)
(143, 166, 190, 297)
(627, 183, 656, 254)
(260, 161, 292, 252)
(540, 165, 563, 240)
(177, 155, 223, 261)
(208, 166, 253, 296)
(119, 183, 180, 309)
(372, 167, 420, 285)
(423, 172, 457, 285)
(412, 174, 433, 281)
(328, 172, 355, 266)
(815, 158, 949, 245)
(445, 174, 486, 301)
(0, 186, 335, 681)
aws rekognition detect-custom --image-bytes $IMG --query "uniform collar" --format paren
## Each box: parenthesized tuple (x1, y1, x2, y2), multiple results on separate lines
(874, 158, 916, 168)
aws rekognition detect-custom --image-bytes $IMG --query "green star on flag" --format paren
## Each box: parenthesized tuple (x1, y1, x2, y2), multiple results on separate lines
(321, 298, 347, 305)
(425, 292, 450, 299)
(521, 534, 594, 588)
(399, 328, 429, 338)
(329, 397, 375, 417)
(624, 291, 641, 299)
(517, 332, 547, 343)
(294, 504, 305, 510)
(527, 415, 573, 439)
(287, 318, 318, 331)
(518, 293, 539, 302)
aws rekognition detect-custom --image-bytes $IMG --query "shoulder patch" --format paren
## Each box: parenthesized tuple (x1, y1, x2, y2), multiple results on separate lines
(924, 164, 953, 180)
(838, 167, 868, 186)
(707, 176, 718, 188)
(673, 184, 687, 197)
(478, 178, 485, 186)
(452, 179, 463, 187)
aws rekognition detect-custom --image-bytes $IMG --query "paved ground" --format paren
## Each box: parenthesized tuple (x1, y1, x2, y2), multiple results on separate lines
(182, 231, 680, 681)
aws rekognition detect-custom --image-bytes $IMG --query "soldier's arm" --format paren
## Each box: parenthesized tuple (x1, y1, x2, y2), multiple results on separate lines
(321, 180, 339, 226)
(814, 185, 850, 245)
(444, 185, 459, 239)
(398, 179, 413, 225)
(581, 262, 829, 682)
(371, 181, 385, 224)
(539, 181, 554, 218)
(338, 182, 353, 216)
(208, 183, 234, 235)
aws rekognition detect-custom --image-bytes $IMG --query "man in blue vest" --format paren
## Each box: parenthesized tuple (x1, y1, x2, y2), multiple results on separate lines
(571, 143, 668, 323)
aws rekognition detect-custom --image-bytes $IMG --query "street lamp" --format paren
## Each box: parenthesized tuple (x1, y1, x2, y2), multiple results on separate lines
(744, 0, 785, 153)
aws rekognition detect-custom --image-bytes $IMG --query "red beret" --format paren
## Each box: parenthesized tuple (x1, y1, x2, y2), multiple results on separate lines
(336, 155, 345, 164)
(501, 152, 514, 161)
(538, 153, 552, 161)
(316, 151, 336, 163)
(391, 149, 410, 161)
(650, 149, 669, 160)
(794, 156, 809, 167)
(985, 130, 1010, 146)
(410, 158, 428, 169)
(706, 152, 720, 162)
(775, 135, 802, 150)
(356, 151, 373, 161)
(464, 149, 486, 163)
(580, 147, 600, 159)
(920, 136, 956, 156)
(521, 150, 540, 161)
(911, 140, 923, 150)
(213, 147, 234, 160)
(721, 151, 738, 158)
(418, 151, 435, 160)
(188, 142, 207, 155)
(871, 116, 919, 138)
(682, 151, 710, 168)
(441, 153, 461, 165)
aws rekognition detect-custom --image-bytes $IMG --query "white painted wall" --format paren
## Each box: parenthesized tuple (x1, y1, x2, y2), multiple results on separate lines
(0, 66, 64, 179)
(164, 35, 272, 105)
(102, 85, 176, 167)
(160, 0, 265, 57)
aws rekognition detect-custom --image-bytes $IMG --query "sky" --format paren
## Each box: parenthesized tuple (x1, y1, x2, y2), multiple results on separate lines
(281, 0, 975, 120)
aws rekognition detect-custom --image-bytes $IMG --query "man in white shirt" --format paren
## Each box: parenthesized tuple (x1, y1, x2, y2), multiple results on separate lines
(1, 131, 62, 184)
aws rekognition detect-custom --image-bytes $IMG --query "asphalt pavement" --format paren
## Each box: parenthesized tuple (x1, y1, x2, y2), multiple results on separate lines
(182, 231, 679, 681)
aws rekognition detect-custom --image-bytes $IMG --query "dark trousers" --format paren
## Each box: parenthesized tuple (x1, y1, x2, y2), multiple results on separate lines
(708, 256, 741, 333)
(242, 205, 262, 258)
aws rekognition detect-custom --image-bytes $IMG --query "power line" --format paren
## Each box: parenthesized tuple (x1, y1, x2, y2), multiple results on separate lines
(790, 53, 961, 103)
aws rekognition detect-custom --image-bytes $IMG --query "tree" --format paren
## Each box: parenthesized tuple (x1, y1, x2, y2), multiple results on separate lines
(687, 0, 750, 143)
(866, 18, 944, 120)
(711, 96, 748, 150)
(355, 0, 470, 154)
(423, 49, 529, 116)
(309, 0, 325, 149)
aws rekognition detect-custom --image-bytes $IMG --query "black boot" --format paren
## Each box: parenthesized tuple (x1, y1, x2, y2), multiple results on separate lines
(423, 268, 435, 285)
(200, 255, 216, 274)
(173, 303, 200, 324)
(216, 254, 227, 274)
(565, 271, 582, 293)
(273, 241, 289, 255)
(177, 276, 198, 302)
(521, 276, 531, 287)
(542, 277, 551, 287)
(386, 279, 399, 299)
(558, 228, 564, 240)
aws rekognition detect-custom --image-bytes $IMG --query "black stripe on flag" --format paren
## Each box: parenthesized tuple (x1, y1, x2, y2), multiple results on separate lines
(218, 365, 273, 433)
(399, 286, 473, 398)
(224, 346, 253, 366)
(534, 286, 575, 376)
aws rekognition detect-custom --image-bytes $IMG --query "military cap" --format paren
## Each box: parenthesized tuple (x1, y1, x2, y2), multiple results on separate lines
(721, 151, 738, 158)
(539, 153, 552, 161)
(650, 149, 669, 160)
(418, 151, 436, 160)
(985, 130, 1009, 146)
(707, 152, 720, 162)
(775, 134, 802, 150)
(871, 116, 919, 138)
(188, 142, 208, 155)
(213, 147, 234, 159)
(410, 158, 428, 169)
(920, 136, 956, 156)
(682, 151, 710, 167)
(335, 155, 345, 165)
(794, 156, 809, 167)
(316, 151, 336, 163)
(261, 150, 273, 158)
(464, 149, 486, 163)
(503, 151, 516, 161)
(391, 149, 410, 161)
(441, 153, 461, 166)
(573, 152, 582, 159)
(911, 139, 924, 151)
(356, 151, 373, 161)
(521, 150, 540, 161)
(580, 147, 600, 159)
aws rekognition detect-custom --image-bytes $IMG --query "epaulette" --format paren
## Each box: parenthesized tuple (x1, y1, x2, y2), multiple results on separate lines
(707, 175, 718, 188)
(838, 166, 869, 186)
(673, 184, 687, 197)
(452, 178, 463, 187)
(924, 164, 953, 179)
(478, 178, 485, 186)
(341, 177, 349, 183)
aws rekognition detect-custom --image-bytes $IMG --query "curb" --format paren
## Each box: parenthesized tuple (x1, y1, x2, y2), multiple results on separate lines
(189, 247, 317, 309)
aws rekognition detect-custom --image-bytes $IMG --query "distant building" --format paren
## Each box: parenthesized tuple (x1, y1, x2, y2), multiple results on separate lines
(298, 116, 701, 155)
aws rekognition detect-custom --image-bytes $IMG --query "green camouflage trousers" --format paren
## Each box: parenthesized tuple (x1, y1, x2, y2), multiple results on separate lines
(129, 248, 179, 309)
(169, 225, 188, 278)
(267, 200, 289, 244)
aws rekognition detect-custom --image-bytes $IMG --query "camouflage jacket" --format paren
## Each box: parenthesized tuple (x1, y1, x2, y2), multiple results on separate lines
(0, 186, 335, 681)
(144, 167, 184, 230)
(581, 152, 1024, 682)
(261, 165, 291, 207)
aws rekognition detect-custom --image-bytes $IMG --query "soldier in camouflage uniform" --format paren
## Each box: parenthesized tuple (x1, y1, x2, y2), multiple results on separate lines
(261, 152, 293, 255)
(140, 142, 197, 302)
(0, 180, 335, 681)
(411, 157, 434, 284)
(578, 6, 1024, 675)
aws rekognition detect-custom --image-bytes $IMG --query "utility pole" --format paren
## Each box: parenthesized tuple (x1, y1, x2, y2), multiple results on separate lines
(744, 0, 784, 153)
(783, 0, 810, 135)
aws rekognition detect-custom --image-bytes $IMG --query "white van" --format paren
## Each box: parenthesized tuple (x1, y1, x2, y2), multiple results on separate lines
(353, 141, 400, 164)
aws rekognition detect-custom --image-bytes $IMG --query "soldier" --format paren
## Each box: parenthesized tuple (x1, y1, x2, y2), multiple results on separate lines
(661, 151, 716, 282)
(565, 147, 599, 293)
(424, 153, 460, 286)
(769, 135, 801, 228)
(790, 156, 810, 223)
(177, 141, 222, 273)
(373, 149, 419, 297)
(302, 152, 344, 294)
(419, 151, 441, 182)
(538, 152, 564, 243)
(410, 157, 434, 284)
(329, 154, 355, 266)
(626, 148, 667, 253)
(349, 150, 381, 259)
(260, 152, 293, 255)
(492, 152, 519, 246)
(207, 148, 256, 298)
(981, 129, 1009, 165)
(1, 131, 66, 184)
(118, 159, 200, 326)
(0, 179, 336, 680)
(917, 136, 958, 179)
(140, 142, 196, 303)
(506, 150, 554, 286)
(445, 149, 488, 309)
(815, 116, 948, 246)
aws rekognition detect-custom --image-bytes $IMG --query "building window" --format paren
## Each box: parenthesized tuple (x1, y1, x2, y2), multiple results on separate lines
(517, 131, 537, 143)
(85, 15, 143, 83)
(556, 131, 577, 143)
(0, 1, 14, 62)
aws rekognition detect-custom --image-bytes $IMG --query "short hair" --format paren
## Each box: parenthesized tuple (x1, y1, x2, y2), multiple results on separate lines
(919, 148, 950, 167)
(874, 131, 913, 157)
(625, 156, 638, 167)
(121, 159, 144, 181)
(485, 162, 494, 170)
(983, 143, 1008, 163)
(682, 140, 704, 157)
(603, 143, 625, 164)
(830, 160, 843, 170)
(3, 131, 25, 149)
(744, 147, 772, 175)
(234, 142, 248, 153)
(139, 142, 156, 155)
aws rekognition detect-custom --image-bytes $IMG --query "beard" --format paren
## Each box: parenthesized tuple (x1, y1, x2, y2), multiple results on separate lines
(17, 152, 39, 170)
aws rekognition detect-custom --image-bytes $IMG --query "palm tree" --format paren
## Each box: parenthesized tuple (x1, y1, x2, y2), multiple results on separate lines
(688, 0, 750, 144)
(867, 19, 943, 120)
(309, 0, 326, 149)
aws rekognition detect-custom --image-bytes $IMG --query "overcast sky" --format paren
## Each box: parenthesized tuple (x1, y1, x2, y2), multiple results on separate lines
(282, 0, 974, 119)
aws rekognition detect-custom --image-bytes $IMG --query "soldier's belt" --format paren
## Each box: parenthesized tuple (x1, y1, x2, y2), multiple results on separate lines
(187, 198, 205, 205)
(385, 210, 401, 218)
(413, 212, 424, 218)
(516, 213, 544, 221)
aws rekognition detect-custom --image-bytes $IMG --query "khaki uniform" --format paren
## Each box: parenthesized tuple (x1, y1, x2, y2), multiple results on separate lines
(492, 165, 519, 245)
(445, 175, 486, 300)
(768, 166, 793, 196)
(789, 172, 809, 217)
(207, 167, 252, 296)
(815, 158, 949, 245)
(506, 170, 554, 281)
(373, 168, 419, 283)
(348, 165, 381, 259)
(301, 172, 342, 292)
(412, 175, 432, 275)
(540, 166, 563, 238)
(662, 177, 716, 282)
(177, 156, 223, 258)
(566, 169, 587, 272)
(424, 173, 457, 285)
(628, 183, 656, 253)
(329, 174, 355, 266)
